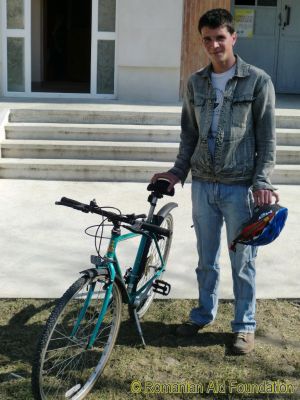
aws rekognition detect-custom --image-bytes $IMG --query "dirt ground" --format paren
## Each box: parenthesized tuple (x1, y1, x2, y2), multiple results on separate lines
(0, 298, 299, 399)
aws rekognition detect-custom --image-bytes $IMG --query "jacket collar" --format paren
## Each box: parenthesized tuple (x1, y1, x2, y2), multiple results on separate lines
(196, 54, 251, 78)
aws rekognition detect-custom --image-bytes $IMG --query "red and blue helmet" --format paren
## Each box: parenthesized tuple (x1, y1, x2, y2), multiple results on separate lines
(230, 204, 288, 251)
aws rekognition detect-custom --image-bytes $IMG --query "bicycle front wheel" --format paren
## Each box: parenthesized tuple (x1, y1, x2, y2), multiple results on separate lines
(130, 213, 173, 319)
(32, 275, 122, 400)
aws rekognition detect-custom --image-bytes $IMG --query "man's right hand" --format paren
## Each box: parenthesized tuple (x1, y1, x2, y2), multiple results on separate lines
(150, 171, 180, 192)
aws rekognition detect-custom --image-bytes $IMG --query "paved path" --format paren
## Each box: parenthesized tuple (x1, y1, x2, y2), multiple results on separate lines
(0, 179, 299, 299)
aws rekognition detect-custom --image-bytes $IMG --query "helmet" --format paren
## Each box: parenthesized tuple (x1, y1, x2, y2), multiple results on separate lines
(230, 204, 288, 252)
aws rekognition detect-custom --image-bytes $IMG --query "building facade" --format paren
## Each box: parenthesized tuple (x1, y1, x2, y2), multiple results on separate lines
(0, 0, 299, 103)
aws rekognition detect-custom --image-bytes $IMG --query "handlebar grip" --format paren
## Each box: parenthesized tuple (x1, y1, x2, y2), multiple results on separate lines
(60, 197, 83, 206)
(140, 221, 171, 237)
(56, 197, 89, 213)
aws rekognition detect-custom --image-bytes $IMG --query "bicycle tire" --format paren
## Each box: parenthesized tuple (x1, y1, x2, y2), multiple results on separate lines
(32, 275, 122, 400)
(129, 213, 173, 319)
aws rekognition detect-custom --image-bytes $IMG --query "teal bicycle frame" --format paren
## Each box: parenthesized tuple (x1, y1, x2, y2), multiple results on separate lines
(72, 224, 167, 349)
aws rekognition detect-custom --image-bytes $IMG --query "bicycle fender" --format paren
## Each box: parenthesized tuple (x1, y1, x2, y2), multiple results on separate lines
(81, 268, 129, 303)
(80, 268, 109, 279)
(157, 202, 178, 219)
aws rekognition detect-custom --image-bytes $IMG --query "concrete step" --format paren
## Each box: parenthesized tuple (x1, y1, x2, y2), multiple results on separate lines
(271, 165, 300, 184)
(2, 106, 300, 185)
(8, 108, 181, 126)
(275, 145, 300, 164)
(8, 107, 300, 129)
(0, 159, 299, 184)
(5, 123, 181, 142)
(5, 123, 300, 146)
(276, 128, 300, 145)
(275, 111, 300, 129)
(0, 159, 172, 181)
(1, 140, 299, 164)
(1, 140, 179, 162)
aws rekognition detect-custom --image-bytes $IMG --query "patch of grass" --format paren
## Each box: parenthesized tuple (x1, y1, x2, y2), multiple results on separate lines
(0, 298, 299, 399)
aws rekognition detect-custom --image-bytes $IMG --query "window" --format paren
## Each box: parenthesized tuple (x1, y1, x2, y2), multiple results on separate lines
(235, 0, 277, 5)
(257, 0, 277, 6)
(235, 0, 255, 5)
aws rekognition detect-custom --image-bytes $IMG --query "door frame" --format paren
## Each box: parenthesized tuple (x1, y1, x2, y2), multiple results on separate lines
(1, 0, 32, 96)
(1, 0, 118, 98)
(90, 0, 117, 98)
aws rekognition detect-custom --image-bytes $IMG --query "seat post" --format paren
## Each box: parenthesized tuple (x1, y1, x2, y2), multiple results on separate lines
(146, 193, 159, 222)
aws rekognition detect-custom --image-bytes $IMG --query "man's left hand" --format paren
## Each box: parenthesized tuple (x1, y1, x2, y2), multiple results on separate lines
(253, 189, 279, 206)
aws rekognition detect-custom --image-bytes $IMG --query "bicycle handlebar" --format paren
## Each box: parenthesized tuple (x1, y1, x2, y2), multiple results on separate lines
(56, 197, 171, 238)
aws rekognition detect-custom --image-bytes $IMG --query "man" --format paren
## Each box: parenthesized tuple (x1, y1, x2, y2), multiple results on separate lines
(151, 8, 279, 354)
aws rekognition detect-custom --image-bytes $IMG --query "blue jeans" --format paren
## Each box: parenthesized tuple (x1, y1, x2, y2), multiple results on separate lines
(190, 180, 257, 332)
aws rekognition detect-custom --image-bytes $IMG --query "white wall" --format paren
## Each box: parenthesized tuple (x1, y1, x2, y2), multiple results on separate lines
(117, 0, 183, 103)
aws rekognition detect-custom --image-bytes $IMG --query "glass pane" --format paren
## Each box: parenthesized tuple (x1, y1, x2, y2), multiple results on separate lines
(97, 40, 115, 94)
(98, 0, 116, 32)
(7, 37, 25, 91)
(257, 0, 277, 6)
(235, 0, 255, 5)
(7, 0, 24, 29)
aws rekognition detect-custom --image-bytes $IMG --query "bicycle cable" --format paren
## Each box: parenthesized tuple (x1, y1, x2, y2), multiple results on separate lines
(84, 206, 122, 256)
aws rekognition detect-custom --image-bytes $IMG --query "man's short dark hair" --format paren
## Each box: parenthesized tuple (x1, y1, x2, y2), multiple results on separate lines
(198, 8, 235, 35)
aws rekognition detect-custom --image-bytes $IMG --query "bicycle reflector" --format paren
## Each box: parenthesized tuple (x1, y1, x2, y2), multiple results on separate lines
(230, 204, 288, 252)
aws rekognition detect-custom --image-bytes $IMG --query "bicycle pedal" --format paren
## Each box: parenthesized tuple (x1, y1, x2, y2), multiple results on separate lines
(152, 279, 171, 296)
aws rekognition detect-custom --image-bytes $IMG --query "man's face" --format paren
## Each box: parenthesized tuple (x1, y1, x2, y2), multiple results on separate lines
(200, 25, 237, 65)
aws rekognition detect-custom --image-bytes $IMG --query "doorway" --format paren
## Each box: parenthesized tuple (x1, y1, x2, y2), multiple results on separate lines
(233, 0, 300, 93)
(32, 0, 92, 93)
(276, 0, 300, 92)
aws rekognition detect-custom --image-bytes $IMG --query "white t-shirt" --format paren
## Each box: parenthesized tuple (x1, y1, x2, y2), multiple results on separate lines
(209, 64, 236, 156)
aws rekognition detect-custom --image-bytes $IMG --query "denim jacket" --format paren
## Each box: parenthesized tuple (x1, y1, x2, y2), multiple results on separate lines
(169, 55, 276, 191)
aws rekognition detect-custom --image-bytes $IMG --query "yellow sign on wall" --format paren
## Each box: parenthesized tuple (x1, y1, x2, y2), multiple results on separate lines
(234, 9, 255, 38)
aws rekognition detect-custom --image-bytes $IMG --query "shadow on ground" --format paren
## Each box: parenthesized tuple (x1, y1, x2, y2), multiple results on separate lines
(0, 299, 299, 399)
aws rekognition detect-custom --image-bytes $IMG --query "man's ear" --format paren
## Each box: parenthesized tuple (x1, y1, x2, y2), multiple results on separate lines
(232, 32, 237, 46)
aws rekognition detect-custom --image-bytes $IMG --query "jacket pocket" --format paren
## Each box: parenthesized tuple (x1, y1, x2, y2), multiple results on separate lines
(193, 95, 206, 131)
(194, 94, 206, 107)
(232, 94, 255, 129)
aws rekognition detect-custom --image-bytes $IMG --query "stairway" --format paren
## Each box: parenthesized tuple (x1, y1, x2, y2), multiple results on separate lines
(0, 106, 299, 183)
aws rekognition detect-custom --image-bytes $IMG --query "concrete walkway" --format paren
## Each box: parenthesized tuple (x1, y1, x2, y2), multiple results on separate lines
(0, 179, 299, 299)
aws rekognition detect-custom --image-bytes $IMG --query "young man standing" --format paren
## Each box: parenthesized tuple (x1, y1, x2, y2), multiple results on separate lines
(151, 8, 279, 354)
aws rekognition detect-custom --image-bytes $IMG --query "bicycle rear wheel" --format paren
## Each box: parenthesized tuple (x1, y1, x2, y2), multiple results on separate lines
(130, 213, 173, 319)
(32, 275, 122, 400)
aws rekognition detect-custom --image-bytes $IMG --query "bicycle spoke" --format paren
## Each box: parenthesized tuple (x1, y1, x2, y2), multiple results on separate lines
(33, 276, 122, 400)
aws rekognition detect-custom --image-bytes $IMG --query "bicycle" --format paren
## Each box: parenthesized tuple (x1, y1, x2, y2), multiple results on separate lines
(31, 180, 177, 400)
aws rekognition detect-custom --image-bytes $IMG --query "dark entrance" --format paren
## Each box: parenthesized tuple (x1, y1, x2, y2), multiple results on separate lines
(32, 0, 91, 93)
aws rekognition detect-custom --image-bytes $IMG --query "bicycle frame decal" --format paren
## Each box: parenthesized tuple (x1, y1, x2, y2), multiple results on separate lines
(106, 230, 140, 280)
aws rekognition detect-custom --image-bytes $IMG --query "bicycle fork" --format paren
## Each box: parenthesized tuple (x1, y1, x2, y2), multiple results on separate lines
(71, 261, 116, 349)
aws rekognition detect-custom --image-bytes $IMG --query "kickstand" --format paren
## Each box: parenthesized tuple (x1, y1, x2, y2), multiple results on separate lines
(132, 308, 146, 348)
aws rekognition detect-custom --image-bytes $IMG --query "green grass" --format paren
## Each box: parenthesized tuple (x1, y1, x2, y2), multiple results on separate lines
(0, 298, 299, 399)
